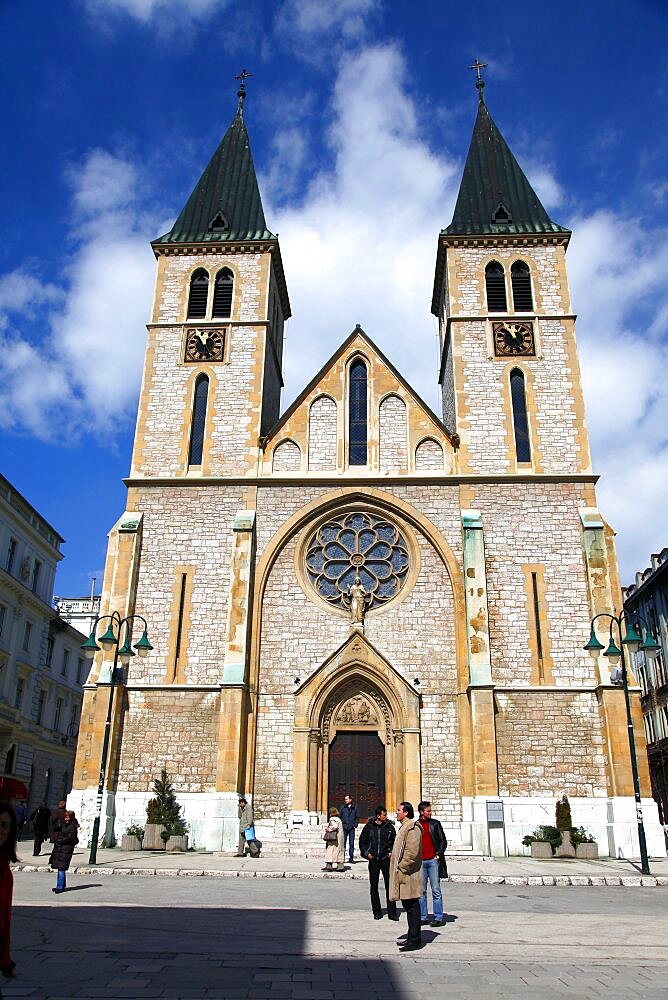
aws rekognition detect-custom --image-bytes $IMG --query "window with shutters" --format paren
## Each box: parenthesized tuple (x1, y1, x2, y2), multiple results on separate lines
(510, 368, 531, 464)
(212, 267, 233, 318)
(187, 269, 209, 319)
(511, 260, 533, 312)
(348, 359, 368, 466)
(188, 374, 209, 466)
(485, 261, 507, 312)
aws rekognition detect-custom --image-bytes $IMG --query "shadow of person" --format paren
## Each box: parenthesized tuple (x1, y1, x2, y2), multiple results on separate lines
(58, 884, 104, 892)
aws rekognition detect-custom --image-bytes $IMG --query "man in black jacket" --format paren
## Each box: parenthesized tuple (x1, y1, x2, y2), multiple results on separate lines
(339, 794, 359, 863)
(417, 800, 448, 926)
(358, 805, 398, 920)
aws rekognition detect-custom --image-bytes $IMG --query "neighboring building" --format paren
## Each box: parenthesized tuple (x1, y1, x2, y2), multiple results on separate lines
(623, 548, 668, 826)
(0, 474, 89, 810)
(70, 77, 665, 858)
(54, 590, 101, 638)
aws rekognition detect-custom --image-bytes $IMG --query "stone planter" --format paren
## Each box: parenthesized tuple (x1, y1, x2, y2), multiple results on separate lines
(143, 823, 167, 850)
(555, 829, 576, 859)
(166, 834, 189, 853)
(120, 834, 143, 851)
(530, 841, 553, 859)
(576, 842, 598, 860)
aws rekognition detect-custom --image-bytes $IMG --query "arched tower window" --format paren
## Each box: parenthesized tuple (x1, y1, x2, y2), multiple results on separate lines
(188, 374, 209, 466)
(187, 269, 209, 319)
(511, 260, 533, 312)
(212, 267, 234, 318)
(510, 368, 531, 463)
(348, 359, 368, 466)
(485, 261, 507, 312)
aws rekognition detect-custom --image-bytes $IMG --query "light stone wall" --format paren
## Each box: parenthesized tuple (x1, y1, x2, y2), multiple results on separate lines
(272, 440, 301, 472)
(379, 394, 408, 471)
(116, 689, 220, 793)
(495, 690, 608, 796)
(308, 396, 337, 471)
(415, 438, 444, 470)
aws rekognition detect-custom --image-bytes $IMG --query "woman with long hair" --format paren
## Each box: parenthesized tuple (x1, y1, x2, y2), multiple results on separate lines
(0, 800, 18, 985)
(49, 810, 79, 894)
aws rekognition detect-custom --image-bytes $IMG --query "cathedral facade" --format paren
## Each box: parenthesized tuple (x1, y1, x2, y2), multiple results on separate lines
(71, 82, 666, 858)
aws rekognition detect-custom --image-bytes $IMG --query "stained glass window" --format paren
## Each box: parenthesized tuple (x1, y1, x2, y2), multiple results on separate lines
(510, 368, 531, 463)
(305, 512, 410, 612)
(348, 359, 368, 465)
(188, 374, 209, 465)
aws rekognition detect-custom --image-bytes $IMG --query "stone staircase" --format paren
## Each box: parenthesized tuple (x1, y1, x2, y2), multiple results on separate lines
(253, 820, 483, 859)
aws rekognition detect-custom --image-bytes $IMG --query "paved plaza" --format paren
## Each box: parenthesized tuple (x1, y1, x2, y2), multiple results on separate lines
(6, 870, 668, 999)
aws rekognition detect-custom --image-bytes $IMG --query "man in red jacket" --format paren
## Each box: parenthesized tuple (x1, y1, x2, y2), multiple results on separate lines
(417, 800, 447, 927)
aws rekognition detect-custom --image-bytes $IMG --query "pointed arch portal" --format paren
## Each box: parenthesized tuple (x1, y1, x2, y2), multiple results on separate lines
(292, 633, 421, 815)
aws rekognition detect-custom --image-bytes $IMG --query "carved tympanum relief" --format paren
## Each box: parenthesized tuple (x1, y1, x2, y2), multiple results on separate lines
(335, 694, 377, 725)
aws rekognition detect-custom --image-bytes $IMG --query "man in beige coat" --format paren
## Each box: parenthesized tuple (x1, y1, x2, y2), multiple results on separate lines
(389, 801, 423, 951)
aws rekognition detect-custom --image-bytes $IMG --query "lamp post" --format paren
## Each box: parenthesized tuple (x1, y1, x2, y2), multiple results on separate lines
(81, 611, 153, 864)
(584, 612, 660, 876)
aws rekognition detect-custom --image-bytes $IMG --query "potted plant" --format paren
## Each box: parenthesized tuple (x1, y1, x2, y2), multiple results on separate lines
(121, 823, 144, 851)
(571, 825, 598, 859)
(145, 768, 189, 852)
(522, 824, 562, 859)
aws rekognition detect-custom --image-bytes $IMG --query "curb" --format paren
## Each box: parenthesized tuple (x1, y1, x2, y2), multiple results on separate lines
(14, 864, 667, 887)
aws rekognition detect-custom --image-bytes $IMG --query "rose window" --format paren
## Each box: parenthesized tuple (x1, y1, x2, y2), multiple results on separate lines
(305, 512, 410, 612)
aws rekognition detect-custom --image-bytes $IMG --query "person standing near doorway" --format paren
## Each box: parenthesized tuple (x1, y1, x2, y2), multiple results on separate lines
(417, 800, 447, 927)
(340, 794, 359, 863)
(29, 803, 50, 857)
(359, 806, 398, 921)
(389, 801, 423, 952)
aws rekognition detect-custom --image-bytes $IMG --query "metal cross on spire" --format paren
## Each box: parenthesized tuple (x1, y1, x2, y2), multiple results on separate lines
(235, 69, 252, 114)
(469, 59, 488, 102)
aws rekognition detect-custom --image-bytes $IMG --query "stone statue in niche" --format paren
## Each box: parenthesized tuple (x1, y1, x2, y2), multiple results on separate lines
(337, 695, 377, 725)
(344, 575, 370, 627)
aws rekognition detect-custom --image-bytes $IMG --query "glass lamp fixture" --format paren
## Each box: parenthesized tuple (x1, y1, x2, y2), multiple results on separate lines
(81, 631, 100, 659)
(603, 638, 622, 667)
(134, 630, 154, 658)
(118, 635, 136, 665)
(641, 633, 661, 661)
(97, 623, 118, 651)
(621, 622, 642, 653)
(584, 627, 604, 657)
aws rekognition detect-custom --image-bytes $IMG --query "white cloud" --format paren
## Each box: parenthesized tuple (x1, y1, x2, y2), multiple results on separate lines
(276, 0, 379, 42)
(83, 0, 223, 24)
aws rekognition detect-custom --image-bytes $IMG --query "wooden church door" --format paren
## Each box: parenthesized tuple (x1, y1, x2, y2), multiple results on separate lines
(327, 731, 385, 822)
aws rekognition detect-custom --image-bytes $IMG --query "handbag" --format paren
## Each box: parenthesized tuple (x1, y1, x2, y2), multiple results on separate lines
(323, 826, 338, 843)
(244, 826, 256, 842)
(438, 853, 448, 879)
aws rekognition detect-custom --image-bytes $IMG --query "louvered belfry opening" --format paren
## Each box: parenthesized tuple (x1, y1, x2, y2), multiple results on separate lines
(187, 269, 209, 319)
(510, 368, 531, 463)
(188, 374, 209, 466)
(485, 260, 507, 312)
(348, 359, 368, 466)
(212, 268, 234, 318)
(511, 260, 533, 312)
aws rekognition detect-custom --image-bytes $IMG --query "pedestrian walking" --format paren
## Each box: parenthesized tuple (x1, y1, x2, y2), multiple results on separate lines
(0, 801, 18, 988)
(389, 801, 423, 952)
(417, 800, 447, 927)
(235, 797, 255, 857)
(29, 803, 50, 857)
(340, 794, 359, 863)
(13, 803, 26, 843)
(322, 808, 344, 870)
(358, 805, 398, 921)
(49, 810, 79, 894)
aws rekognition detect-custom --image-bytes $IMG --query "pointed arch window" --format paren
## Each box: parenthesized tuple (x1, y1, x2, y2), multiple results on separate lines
(187, 269, 209, 319)
(485, 261, 507, 312)
(348, 359, 368, 466)
(511, 260, 533, 312)
(188, 374, 209, 466)
(212, 267, 234, 318)
(510, 368, 531, 463)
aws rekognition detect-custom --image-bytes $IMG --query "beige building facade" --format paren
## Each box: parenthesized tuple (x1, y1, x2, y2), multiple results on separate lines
(70, 85, 666, 858)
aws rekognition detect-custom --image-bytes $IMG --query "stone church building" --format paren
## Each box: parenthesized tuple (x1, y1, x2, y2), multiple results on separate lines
(71, 79, 665, 858)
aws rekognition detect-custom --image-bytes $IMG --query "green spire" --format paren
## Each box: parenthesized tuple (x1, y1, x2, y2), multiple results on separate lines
(445, 98, 569, 237)
(154, 96, 274, 246)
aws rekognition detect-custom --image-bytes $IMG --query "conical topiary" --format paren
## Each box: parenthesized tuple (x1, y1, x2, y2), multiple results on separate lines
(152, 767, 187, 837)
(555, 795, 572, 831)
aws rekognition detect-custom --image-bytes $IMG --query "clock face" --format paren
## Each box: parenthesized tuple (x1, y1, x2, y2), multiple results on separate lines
(492, 321, 535, 357)
(185, 327, 224, 363)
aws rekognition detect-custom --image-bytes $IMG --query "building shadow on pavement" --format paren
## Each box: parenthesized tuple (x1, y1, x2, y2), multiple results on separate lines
(12, 904, 418, 999)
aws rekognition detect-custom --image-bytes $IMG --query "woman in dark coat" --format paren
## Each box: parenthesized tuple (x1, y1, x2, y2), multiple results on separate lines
(49, 811, 79, 894)
(0, 800, 18, 985)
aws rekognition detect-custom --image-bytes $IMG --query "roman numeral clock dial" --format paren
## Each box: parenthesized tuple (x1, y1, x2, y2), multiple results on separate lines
(185, 328, 224, 362)
(493, 321, 535, 357)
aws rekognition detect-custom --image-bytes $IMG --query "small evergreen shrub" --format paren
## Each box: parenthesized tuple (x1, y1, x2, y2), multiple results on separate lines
(570, 826, 595, 847)
(125, 823, 144, 839)
(146, 798, 161, 824)
(555, 795, 572, 831)
(522, 825, 562, 852)
(150, 768, 188, 841)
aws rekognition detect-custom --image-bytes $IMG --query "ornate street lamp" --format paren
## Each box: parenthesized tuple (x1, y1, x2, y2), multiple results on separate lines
(584, 611, 659, 876)
(81, 611, 153, 864)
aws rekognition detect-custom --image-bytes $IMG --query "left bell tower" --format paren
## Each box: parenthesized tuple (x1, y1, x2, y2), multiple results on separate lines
(131, 82, 291, 479)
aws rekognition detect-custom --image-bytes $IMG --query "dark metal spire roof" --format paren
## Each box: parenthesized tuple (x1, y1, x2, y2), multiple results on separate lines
(444, 97, 569, 237)
(154, 99, 274, 246)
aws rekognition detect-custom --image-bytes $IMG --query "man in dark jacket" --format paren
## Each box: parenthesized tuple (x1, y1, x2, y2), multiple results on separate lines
(29, 803, 51, 857)
(339, 794, 359, 863)
(417, 800, 447, 926)
(359, 805, 398, 920)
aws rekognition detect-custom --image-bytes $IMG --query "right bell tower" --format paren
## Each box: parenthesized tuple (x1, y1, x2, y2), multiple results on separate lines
(432, 69, 592, 478)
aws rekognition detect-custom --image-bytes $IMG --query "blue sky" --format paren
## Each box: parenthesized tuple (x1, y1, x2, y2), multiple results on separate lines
(1, 0, 667, 595)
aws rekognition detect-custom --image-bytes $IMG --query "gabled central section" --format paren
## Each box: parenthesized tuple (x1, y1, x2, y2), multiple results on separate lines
(262, 326, 455, 477)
